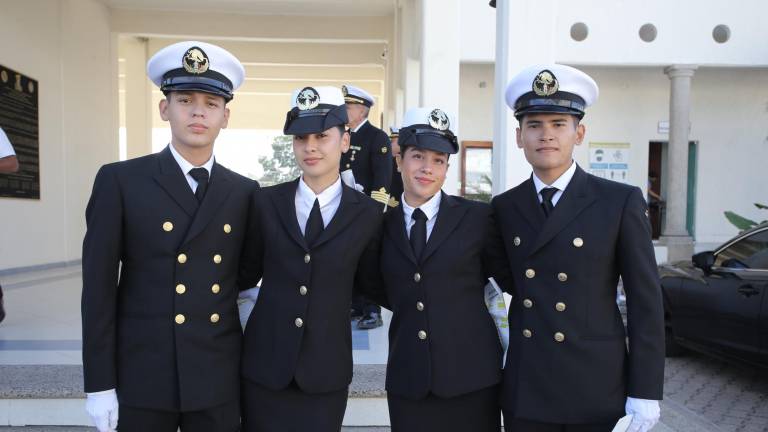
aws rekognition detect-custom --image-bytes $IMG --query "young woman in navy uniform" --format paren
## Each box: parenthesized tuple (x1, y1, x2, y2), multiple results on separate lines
(82, 41, 257, 432)
(239, 86, 383, 432)
(493, 64, 664, 432)
(377, 107, 512, 432)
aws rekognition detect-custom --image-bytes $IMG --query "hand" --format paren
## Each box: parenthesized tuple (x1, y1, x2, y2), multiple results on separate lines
(354, 183, 365, 193)
(625, 397, 660, 432)
(85, 388, 119, 432)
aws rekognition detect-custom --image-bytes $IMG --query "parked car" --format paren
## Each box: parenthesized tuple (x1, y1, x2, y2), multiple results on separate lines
(659, 222, 768, 367)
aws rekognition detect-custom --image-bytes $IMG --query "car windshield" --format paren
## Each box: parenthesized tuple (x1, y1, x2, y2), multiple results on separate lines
(715, 228, 768, 269)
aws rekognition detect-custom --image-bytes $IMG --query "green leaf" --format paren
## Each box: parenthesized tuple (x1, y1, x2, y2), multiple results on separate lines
(724, 211, 758, 230)
(755, 203, 768, 210)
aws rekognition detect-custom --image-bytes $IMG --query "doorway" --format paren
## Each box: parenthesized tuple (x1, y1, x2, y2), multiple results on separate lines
(648, 141, 697, 240)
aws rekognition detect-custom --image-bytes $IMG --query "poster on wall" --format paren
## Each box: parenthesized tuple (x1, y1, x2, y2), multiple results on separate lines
(0, 64, 40, 199)
(588, 142, 630, 184)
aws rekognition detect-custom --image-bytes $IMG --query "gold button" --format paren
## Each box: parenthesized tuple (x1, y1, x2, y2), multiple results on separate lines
(573, 237, 584, 248)
(211, 283, 221, 294)
(414, 273, 421, 282)
(223, 224, 232, 234)
(177, 253, 187, 264)
(299, 285, 308, 296)
(213, 254, 222, 264)
(523, 298, 533, 308)
(163, 221, 174, 232)
(175, 314, 185, 325)
(558, 272, 568, 282)
(555, 302, 567, 312)
(346, 164, 350, 168)
(416, 301, 424, 311)
(554, 332, 565, 343)
(295, 318, 304, 328)
(304, 254, 311, 264)
(522, 329, 532, 338)
(210, 313, 220, 323)
(525, 269, 535, 279)
(175, 284, 186, 295)
(513, 236, 521, 246)
(418, 330, 427, 340)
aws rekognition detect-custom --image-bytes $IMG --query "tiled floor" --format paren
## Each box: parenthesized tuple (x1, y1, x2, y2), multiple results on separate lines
(0, 264, 390, 365)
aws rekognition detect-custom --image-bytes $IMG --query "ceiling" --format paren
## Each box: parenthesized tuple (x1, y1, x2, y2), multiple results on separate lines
(100, 0, 395, 17)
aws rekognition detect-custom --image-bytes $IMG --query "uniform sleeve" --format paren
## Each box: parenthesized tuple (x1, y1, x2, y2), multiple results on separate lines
(81, 165, 123, 393)
(354, 210, 389, 309)
(482, 206, 514, 294)
(369, 132, 393, 207)
(238, 182, 265, 290)
(618, 187, 665, 400)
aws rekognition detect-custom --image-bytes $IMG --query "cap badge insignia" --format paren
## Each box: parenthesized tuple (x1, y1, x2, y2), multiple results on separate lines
(182, 47, 210, 75)
(341, 85, 349, 96)
(296, 87, 321, 110)
(532, 70, 559, 97)
(428, 109, 450, 131)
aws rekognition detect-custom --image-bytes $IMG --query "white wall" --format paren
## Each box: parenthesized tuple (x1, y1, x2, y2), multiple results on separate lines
(0, 0, 116, 270)
(459, 63, 495, 142)
(459, 0, 768, 66)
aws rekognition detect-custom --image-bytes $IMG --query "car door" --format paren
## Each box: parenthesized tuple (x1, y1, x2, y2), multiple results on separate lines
(675, 227, 768, 361)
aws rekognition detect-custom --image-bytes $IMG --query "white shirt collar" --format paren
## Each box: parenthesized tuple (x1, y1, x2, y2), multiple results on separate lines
(532, 160, 577, 194)
(297, 175, 343, 208)
(351, 118, 369, 133)
(402, 191, 442, 222)
(169, 143, 214, 175)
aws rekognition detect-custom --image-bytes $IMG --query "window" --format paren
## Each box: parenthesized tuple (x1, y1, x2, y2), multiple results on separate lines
(715, 229, 768, 270)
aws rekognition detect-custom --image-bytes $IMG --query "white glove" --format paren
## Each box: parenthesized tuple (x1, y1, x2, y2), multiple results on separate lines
(353, 183, 365, 193)
(625, 397, 660, 432)
(238, 286, 260, 302)
(85, 388, 119, 432)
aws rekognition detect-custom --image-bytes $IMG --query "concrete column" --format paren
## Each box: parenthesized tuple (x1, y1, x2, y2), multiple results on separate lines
(122, 36, 153, 159)
(661, 65, 697, 261)
(491, 0, 557, 195)
(399, 0, 420, 113)
(418, 0, 460, 194)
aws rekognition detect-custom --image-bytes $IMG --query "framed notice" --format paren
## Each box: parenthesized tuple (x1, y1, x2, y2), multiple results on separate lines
(0, 64, 40, 199)
(588, 142, 630, 184)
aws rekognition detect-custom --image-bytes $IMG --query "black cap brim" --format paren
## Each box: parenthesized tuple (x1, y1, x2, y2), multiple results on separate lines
(283, 104, 348, 135)
(398, 127, 458, 154)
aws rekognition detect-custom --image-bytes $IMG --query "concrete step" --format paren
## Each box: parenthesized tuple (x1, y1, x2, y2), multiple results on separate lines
(0, 364, 720, 431)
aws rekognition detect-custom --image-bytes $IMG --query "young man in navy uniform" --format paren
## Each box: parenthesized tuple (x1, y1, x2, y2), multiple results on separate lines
(493, 64, 664, 432)
(239, 86, 383, 432)
(81, 41, 257, 432)
(378, 107, 512, 431)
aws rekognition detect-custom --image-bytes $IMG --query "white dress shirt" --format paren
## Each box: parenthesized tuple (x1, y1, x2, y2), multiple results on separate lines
(531, 160, 577, 207)
(401, 191, 442, 241)
(0, 128, 16, 158)
(295, 175, 343, 234)
(351, 118, 369, 133)
(168, 144, 214, 193)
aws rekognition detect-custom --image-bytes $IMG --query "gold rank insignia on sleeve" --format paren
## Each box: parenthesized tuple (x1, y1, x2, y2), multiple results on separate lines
(371, 187, 390, 205)
(381, 146, 388, 154)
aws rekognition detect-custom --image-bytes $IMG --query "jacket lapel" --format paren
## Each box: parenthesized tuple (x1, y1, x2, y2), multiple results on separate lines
(528, 166, 597, 256)
(271, 179, 309, 251)
(421, 192, 468, 264)
(384, 205, 417, 265)
(512, 177, 545, 233)
(182, 162, 233, 245)
(153, 147, 198, 217)
(311, 184, 366, 249)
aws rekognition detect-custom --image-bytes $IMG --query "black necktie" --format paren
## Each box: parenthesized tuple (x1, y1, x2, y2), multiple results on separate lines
(540, 187, 558, 218)
(189, 168, 209, 203)
(304, 198, 324, 247)
(410, 208, 428, 261)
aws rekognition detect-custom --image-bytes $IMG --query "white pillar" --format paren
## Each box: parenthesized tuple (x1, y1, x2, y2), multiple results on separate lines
(492, 0, 557, 195)
(419, 0, 461, 194)
(661, 65, 696, 260)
